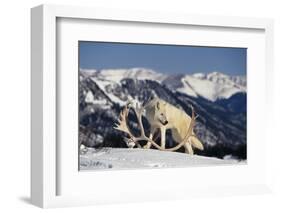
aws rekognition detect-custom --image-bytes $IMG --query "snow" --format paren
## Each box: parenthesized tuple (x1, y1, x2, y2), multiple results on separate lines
(192, 73, 206, 79)
(93, 78, 128, 106)
(81, 68, 246, 102)
(84, 90, 108, 106)
(206, 72, 246, 90)
(223, 154, 240, 161)
(177, 72, 246, 101)
(89, 68, 168, 106)
(97, 68, 167, 83)
(177, 78, 198, 97)
(85, 90, 94, 103)
(80, 148, 241, 171)
(80, 68, 97, 77)
(182, 76, 220, 101)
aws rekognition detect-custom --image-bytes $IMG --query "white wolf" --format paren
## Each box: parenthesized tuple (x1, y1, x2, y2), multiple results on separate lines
(144, 98, 204, 154)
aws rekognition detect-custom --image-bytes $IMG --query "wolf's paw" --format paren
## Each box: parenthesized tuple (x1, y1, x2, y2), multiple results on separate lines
(143, 144, 151, 149)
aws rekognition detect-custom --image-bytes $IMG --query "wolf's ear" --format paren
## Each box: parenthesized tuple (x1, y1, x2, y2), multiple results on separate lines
(156, 101, 160, 110)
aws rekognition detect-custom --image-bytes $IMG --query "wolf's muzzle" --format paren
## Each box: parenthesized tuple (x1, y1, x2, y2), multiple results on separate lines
(161, 120, 168, 125)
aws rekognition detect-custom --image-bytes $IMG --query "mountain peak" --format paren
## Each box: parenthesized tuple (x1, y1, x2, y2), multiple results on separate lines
(96, 68, 167, 83)
(181, 71, 246, 101)
(80, 68, 246, 102)
(207, 71, 229, 79)
(192, 73, 206, 79)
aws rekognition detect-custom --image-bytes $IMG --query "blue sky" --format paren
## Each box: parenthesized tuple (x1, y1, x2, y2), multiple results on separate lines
(79, 41, 246, 76)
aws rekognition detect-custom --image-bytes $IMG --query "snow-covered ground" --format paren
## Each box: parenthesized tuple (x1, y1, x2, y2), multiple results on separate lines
(80, 148, 243, 171)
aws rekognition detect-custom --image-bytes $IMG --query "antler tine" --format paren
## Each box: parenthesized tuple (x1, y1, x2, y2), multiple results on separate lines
(189, 104, 199, 120)
(114, 104, 140, 148)
(131, 102, 146, 137)
(114, 105, 133, 137)
(135, 102, 144, 114)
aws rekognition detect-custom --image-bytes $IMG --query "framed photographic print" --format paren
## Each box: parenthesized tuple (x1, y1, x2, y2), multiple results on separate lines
(78, 41, 247, 171)
(31, 4, 274, 208)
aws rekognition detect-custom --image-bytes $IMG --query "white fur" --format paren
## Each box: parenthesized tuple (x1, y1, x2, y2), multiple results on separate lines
(144, 98, 203, 154)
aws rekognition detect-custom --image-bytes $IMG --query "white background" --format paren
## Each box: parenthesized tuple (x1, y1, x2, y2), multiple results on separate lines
(0, 0, 280, 212)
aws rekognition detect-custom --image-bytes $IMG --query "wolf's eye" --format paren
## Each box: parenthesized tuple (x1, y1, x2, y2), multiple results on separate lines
(160, 113, 164, 116)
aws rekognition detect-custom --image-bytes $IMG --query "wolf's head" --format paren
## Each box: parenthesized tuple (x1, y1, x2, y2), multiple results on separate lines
(144, 98, 169, 126)
(154, 100, 169, 126)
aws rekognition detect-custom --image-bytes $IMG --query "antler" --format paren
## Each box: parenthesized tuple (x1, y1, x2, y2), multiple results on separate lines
(115, 102, 200, 152)
(114, 104, 133, 137)
(114, 103, 140, 148)
(114, 102, 156, 148)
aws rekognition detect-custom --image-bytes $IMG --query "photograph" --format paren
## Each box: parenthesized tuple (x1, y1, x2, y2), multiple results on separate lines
(78, 41, 247, 171)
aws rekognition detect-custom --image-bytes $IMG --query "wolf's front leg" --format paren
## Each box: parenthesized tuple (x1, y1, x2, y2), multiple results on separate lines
(160, 127, 166, 149)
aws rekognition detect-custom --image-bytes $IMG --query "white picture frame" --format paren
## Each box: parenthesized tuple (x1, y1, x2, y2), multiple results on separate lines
(31, 4, 274, 208)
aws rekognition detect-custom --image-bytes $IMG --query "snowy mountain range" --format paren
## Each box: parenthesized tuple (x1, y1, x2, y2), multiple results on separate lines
(79, 68, 247, 160)
(80, 68, 246, 102)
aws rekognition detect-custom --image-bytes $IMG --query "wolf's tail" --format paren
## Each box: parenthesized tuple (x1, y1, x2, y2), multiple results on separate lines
(190, 136, 204, 150)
